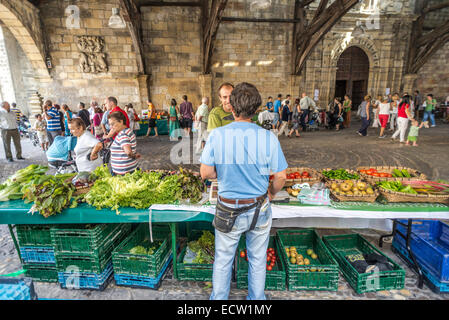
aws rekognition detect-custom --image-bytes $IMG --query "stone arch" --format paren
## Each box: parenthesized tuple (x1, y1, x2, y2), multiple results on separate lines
(325, 36, 382, 103)
(0, 0, 50, 79)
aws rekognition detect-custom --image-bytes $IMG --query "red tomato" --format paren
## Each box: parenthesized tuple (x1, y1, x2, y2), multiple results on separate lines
(370, 169, 378, 173)
(380, 173, 388, 177)
(302, 171, 310, 177)
(270, 262, 275, 267)
(271, 258, 276, 263)
(294, 173, 301, 179)
(386, 174, 393, 178)
(240, 251, 246, 258)
(267, 265, 272, 271)
(373, 173, 381, 177)
(267, 256, 271, 262)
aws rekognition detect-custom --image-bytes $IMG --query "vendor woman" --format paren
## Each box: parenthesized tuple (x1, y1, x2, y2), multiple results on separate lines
(108, 111, 141, 175)
(68, 118, 103, 172)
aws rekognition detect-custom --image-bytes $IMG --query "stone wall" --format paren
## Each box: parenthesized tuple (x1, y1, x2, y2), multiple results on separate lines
(37, 0, 141, 112)
(0, 26, 15, 103)
(141, 6, 202, 111)
(414, 42, 449, 102)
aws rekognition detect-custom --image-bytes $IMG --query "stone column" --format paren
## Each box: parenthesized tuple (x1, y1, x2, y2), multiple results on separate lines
(199, 74, 213, 103)
(289, 75, 302, 98)
(137, 74, 151, 112)
(402, 73, 418, 95)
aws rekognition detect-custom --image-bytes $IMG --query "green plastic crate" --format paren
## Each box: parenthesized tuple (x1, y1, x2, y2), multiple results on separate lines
(54, 225, 130, 273)
(51, 224, 129, 256)
(235, 236, 286, 291)
(112, 224, 172, 278)
(17, 225, 54, 247)
(322, 233, 405, 294)
(23, 263, 58, 283)
(176, 230, 214, 282)
(277, 229, 339, 291)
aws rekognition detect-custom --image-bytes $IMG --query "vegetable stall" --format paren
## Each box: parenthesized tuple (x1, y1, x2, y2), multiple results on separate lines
(0, 165, 449, 295)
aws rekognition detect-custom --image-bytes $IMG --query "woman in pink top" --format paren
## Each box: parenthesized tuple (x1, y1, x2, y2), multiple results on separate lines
(391, 95, 412, 143)
(92, 107, 104, 140)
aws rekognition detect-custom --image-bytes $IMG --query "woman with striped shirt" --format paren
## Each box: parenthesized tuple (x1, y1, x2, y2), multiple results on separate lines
(108, 112, 141, 175)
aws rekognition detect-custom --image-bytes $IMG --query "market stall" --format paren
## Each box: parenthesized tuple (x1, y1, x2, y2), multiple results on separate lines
(135, 119, 169, 136)
(1, 165, 449, 294)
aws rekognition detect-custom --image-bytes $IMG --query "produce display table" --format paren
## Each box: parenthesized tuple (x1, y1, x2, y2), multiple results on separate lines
(1, 200, 448, 286)
(135, 119, 169, 137)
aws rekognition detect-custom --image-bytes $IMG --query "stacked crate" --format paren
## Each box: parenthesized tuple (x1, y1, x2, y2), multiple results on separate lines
(16, 225, 58, 283)
(51, 224, 131, 290)
(112, 224, 173, 289)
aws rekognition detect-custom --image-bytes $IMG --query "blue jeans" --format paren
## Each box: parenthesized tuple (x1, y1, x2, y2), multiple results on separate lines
(271, 113, 280, 127)
(300, 110, 309, 131)
(422, 111, 435, 126)
(210, 201, 272, 300)
(358, 117, 371, 136)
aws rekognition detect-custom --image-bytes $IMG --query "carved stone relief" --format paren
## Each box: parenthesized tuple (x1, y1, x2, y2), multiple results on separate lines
(76, 36, 108, 73)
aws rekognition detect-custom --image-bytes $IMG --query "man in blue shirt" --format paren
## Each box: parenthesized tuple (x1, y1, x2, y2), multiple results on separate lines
(44, 100, 63, 146)
(265, 96, 273, 112)
(272, 94, 282, 132)
(200, 82, 287, 300)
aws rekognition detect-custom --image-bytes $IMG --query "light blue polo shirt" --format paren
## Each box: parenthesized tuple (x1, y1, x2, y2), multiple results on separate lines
(274, 100, 281, 113)
(200, 121, 288, 199)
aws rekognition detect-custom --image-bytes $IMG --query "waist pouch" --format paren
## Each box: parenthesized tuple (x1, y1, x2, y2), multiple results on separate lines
(213, 194, 267, 233)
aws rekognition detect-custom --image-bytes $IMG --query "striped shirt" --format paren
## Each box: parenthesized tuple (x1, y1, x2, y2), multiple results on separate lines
(46, 107, 62, 131)
(110, 128, 138, 175)
(11, 108, 21, 123)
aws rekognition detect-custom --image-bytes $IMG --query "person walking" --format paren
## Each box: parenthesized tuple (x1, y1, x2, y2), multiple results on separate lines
(371, 95, 382, 128)
(299, 92, 316, 132)
(378, 96, 391, 138)
(180, 95, 195, 137)
(278, 100, 291, 137)
(422, 94, 437, 127)
(357, 95, 372, 137)
(44, 100, 63, 146)
(61, 104, 73, 136)
(406, 119, 425, 147)
(92, 107, 104, 140)
(391, 95, 412, 143)
(342, 95, 352, 128)
(200, 82, 287, 300)
(146, 100, 159, 137)
(33, 114, 48, 151)
(288, 98, 301, 138)
(125, 104, 135, 134)
(169, 98, 182, 141)
(208, 83, 235, 132)
(0, 101, 25, 162)
(195, 97, 210, 154)
(389, 94, 400, 132)
(271, 94, 282, 132)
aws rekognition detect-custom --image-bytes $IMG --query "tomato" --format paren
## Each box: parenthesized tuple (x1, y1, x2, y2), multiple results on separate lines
(270, 262, 275, 267)
(373, 173, 381, 177)
(240, 251, 246, 258)
(293, 172, 300, 176)
(380, 173, 388, 177)
(294, 172, 301, 179)
(271, 258, 276, 264)
(370, 168, 378, 173)
(287, 174, 293, 179)
(302, 171, 310, 177)
(267, 256, 271, 262)
(267, 265, 272, 271)
(386, 174, 393, 178)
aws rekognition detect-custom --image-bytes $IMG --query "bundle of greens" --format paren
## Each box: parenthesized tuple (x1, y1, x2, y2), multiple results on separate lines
(23, 173, 77, 218)
(322, 169, 359, 180)
(128, 240, 162, 256)
(186, 231, 215, 264)
(0, 165, 48, 202)
(84, 167, 204, 214)
(377, 181, 417, 194)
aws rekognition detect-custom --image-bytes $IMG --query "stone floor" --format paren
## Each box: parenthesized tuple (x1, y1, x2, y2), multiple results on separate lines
(0, 118, 448, 300)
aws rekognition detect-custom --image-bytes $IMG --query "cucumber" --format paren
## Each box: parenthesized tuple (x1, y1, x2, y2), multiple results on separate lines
(402, 169, 411, 178)
(393, 169, 403, 177)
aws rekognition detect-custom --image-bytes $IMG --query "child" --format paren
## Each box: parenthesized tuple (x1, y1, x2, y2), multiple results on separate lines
(33, 114, 48, 151)
(278, 100, 291, 137)
(406, 119, 426, 146)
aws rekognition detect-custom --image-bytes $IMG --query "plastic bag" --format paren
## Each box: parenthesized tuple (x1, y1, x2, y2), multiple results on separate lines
(297, 187, 330, 206)
(183, 246, 197, 264)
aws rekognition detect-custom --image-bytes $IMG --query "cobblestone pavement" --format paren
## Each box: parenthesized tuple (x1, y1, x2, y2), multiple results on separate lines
(1, 118, 448, 300)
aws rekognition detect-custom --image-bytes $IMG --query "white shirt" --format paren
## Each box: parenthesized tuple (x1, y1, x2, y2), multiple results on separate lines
(0, 108, 18, 130)
(88, 107, 95, 121)
(74, 131, 103, 172)
(379, 103, 391, 115)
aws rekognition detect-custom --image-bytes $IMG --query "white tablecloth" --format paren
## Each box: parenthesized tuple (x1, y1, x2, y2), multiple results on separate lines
(150, 204, 449, 232)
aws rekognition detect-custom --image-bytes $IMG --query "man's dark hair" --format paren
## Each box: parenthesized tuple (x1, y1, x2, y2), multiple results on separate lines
(79, 102, 85, 109)
(414, 90, 419, 94)
(170, 99, 177, 106)
(427, 93, 433, 98)
(268, 96, 272, 100)
(108, 111, 127, 125)
(286, 94, 291, 98)
(182, 95, 188, 101)
(35, 114, 41, 119)
(12, 103, 16, 108)
(218, 82, 234, 96)
(44, 100, 52, 107)
(108, 96, 118, 106)
(285, 100, 290, 105)
(230, 82, 262, 119)
(277, 94, 282, 98)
